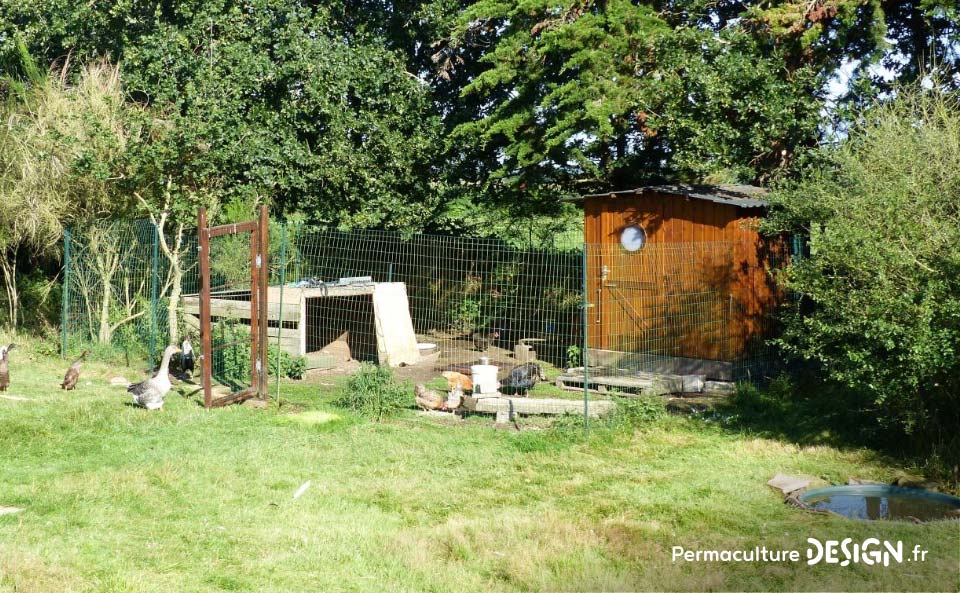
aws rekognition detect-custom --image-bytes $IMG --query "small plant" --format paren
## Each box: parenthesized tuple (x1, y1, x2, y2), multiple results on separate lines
(565, 344, 581, 369)
(333, 363, 409, 421)
(270, 345, 306, 380)
(449, 297, 481, 334)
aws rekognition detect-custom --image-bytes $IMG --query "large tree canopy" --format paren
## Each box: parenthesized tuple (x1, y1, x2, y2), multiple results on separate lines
(0, 0, 443, 229)
(439, 0, 912, 199)
(0, 0, 957, 218)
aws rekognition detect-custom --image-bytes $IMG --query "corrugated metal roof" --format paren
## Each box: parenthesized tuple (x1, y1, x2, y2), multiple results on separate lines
(572, 184, 768, 208)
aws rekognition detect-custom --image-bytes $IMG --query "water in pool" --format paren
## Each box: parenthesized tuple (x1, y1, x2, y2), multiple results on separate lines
(800, 486, 960, 522)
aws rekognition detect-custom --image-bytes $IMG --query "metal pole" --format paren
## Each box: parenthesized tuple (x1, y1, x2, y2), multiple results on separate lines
(581, 244, 590, 435)
(149, 222, 160, 372)
(61, 227, 71, 359)
(275, 222, 287, 407)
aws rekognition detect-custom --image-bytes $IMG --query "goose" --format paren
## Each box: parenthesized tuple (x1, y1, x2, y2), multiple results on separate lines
(180, 334, 195, 379)
(128, 345, 178, 410)
(61, 350, 91, 390)
(0, 344, 15, 391)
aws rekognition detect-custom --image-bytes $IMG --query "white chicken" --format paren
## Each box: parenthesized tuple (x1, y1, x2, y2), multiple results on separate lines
(128, 345, 179, 410)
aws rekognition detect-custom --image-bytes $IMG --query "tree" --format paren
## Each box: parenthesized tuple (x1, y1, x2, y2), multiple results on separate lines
(0, 44, 134, 328)
(765, 84, 960, 449)
(439, 0, 897, 202)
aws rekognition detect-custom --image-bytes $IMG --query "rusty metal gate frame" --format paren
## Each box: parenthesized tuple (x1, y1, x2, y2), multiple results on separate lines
(197, 205, 269, 408)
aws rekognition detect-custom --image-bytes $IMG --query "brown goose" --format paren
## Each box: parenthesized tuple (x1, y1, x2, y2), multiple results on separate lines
(0, 344, 15, 391)
(61, 350, 91, 390)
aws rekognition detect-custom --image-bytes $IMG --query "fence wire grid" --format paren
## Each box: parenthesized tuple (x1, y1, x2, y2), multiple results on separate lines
(62, 219, 787, 424)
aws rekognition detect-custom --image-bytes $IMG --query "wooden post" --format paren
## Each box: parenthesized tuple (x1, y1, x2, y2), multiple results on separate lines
(249, 215, 261, 399)
(257, 205, 269, 400)
(198, 207, 213, 408)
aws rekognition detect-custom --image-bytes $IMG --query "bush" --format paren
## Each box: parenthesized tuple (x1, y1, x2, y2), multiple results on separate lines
(211, 322, 307, 388)
(614, 394, 668, 425)
(333, 363, 409, 421)
(766, 84, 960, 452)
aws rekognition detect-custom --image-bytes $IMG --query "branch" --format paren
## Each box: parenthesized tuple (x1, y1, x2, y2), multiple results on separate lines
(109, 309, 147, 333)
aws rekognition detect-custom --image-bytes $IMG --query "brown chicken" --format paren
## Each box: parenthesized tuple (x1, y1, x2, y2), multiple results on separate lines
(414, 384, 446, 411)
(0, 344, 15, 391)
(441, 371, 473, 392)
(61, 350, 91, 390)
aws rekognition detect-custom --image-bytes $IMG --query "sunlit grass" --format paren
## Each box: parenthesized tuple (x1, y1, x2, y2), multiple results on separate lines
(0, 341, 956, 592)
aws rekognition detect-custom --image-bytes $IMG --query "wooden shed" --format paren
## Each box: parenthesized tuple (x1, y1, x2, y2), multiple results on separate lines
(572, 184, 781, 380)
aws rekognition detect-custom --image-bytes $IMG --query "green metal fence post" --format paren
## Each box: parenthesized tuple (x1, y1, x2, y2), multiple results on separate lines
(275, 222, 288, 407)
(581, 244, 590, 435)
(149, 222, 160, 371)
(61, 227, 71, 359)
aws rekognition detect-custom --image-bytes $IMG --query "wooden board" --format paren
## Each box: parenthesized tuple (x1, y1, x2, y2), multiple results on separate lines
(182, 295, 298, 319)
(462, 396, 615, 417)
(371, 283, 420, 367)
(555, 372, 683, 395)
(585, 349, 733, 381)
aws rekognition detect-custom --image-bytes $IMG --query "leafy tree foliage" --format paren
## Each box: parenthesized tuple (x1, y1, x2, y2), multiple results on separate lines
(438, 0, 958, 202)
(0, 43, 136, 328)
(1, 0, 443, 230)
(766, 85, 960, 447)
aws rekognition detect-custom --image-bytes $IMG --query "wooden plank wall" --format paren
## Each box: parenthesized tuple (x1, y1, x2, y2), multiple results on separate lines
(584, 191, 779, 362)
(182, 294, 303, 355)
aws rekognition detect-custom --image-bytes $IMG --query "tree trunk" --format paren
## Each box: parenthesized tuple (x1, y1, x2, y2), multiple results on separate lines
(97, 280, 113, 343)
(162, 224, 185, 347)
(0, 247, 19, 330)
(167, 260, 182, 347)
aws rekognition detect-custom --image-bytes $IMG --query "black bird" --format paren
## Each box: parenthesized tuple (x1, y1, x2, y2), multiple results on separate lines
(501, 363, 547, 396)
(472, 329, 500, 352)
(180, 334, 195, 379)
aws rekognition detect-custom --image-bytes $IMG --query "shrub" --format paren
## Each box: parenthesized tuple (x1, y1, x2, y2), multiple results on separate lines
(211, 321, 307, 388)
(614, 394, 668, 425)
(333, 363, 409, 421)
(766, 84, 960, 452)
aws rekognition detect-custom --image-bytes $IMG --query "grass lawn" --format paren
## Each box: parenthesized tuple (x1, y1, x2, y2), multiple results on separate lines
(1, 345, 957, 592)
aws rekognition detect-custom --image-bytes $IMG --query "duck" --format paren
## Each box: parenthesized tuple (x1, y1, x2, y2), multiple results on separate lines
(501, 362, 547, 396)
(61, 350, 91, 390)
(0, 344, 15, 391)
(180, 334, 195, 379)
(127, 345, 178, 410)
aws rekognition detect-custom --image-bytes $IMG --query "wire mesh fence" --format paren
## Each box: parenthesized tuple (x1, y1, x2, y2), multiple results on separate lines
(61, 218, 787, 424)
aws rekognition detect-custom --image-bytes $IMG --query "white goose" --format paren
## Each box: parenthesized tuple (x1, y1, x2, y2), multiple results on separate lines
(128, 345, 179, 410)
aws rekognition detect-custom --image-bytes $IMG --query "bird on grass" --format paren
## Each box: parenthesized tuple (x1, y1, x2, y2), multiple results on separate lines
(414, 384, 446, 411)
(501, 363, 547, 397)
(472, 329, 500, 352)
(0, 344, 15, 391)
(180, 334, 195, 379)
(61, 350, 91, 390)
(128, 345, 179, 410)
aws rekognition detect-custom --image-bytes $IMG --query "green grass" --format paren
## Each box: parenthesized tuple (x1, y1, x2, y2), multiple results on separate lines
(0, 343, 957, 592)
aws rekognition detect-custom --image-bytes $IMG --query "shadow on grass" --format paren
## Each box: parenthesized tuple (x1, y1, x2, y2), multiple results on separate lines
(705, 374, 885, 451)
